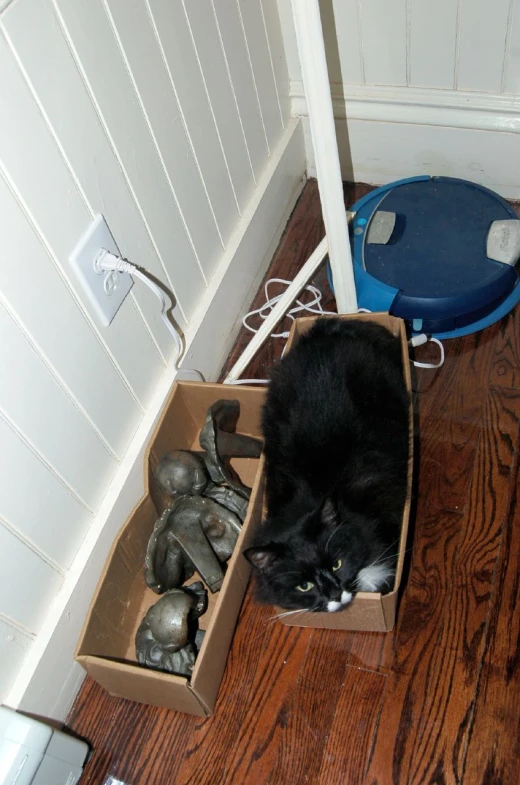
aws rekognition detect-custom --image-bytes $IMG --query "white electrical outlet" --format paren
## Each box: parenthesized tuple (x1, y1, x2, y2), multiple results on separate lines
(69, 215, 133, 326)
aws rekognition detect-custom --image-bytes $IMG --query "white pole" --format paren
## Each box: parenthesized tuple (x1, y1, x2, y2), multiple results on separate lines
(224, 236, 328, 383)
(290, 0, 357, 313)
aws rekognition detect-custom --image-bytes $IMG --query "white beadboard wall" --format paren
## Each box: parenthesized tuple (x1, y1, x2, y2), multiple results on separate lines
(0, 0, 304, 719)
(279, 0, 520, 197)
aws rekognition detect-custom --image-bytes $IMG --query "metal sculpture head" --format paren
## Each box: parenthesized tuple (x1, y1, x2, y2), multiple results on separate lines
(135, 582, 207, 676)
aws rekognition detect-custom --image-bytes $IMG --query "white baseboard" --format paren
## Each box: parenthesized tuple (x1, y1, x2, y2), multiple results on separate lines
(293, 81, 520, 199)
(6, 117, 306, 723)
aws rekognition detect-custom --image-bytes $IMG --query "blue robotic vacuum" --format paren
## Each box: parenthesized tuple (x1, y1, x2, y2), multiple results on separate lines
(327, 176, 520, 338)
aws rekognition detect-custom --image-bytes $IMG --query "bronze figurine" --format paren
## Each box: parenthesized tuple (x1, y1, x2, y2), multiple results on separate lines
(155, 450, 208, 497)
(145, 496, 242, 594)
(135, 582, 207, 676)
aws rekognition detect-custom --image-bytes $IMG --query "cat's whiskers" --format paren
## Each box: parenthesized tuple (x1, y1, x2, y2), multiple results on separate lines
(359, 537, 402, 576)
(363, 544, 414, 574)
(267, 608, 308, 622)
(373, 536, 402, 564)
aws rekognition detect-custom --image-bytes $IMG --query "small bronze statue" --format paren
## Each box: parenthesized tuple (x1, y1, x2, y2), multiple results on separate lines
(155, 451, 208, 497)
(145, 496, 242, 594)
(147, 399, 259, 597)
(154, 449, 249, 523)
(199, 399, 257, 499)
(135, 582, 207, 676)
(199, 398, 262, 459)
(203, 483, 249, 522)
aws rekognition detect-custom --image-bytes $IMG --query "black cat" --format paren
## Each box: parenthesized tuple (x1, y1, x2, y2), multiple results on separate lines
(244, 317, 410, 614)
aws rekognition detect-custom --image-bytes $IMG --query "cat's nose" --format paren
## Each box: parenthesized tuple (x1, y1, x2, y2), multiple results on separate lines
(328, 588, 342, 602)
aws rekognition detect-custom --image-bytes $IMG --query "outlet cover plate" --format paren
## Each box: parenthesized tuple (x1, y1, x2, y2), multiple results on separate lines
(69, 214, 133, 326)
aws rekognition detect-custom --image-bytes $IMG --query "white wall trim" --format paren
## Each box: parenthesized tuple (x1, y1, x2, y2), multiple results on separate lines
(291, 80, 520, 134)
(289, 0, 356, 313)
(5, 117, 306, 723)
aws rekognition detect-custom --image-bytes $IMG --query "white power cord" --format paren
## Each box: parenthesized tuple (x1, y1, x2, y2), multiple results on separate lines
(94, 254, 445, 383)
(230, 278, 445, 384)
(228, 278, 339, 385)
(409, 333, 445, 369)
(242, 277, 337, 339)
(95, 249, 204, 381)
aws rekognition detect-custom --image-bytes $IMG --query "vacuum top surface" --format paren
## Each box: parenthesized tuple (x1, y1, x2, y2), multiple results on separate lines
(361, 178, 518, 302)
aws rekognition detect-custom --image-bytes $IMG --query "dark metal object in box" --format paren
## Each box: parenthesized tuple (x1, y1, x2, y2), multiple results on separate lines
(135, 581, 207, 676)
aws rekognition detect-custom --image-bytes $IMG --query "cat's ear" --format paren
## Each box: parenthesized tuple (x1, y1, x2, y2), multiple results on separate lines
(321, 498, 337, 528)
(243, 545, 280, 573)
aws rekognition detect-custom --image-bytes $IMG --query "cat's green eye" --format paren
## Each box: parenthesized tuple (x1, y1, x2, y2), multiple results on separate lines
(332, 559, 342, 571)
(296, 582, 314, 592)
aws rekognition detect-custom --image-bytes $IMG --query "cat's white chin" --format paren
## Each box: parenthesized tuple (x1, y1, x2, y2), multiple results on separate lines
(327, 591, 352, 612)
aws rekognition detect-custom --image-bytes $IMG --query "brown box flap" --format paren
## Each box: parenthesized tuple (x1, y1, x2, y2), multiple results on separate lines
(76, 656, 207, 716)
(190, 458, 265, 706)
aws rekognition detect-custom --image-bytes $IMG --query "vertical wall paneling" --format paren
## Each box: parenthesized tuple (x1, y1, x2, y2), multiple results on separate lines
(359, 0, 407, 85)
(280, 0, 520, 94)
(212, 0, 270, 176)
(261, 0, 291, 122)
(3, 0, 187, 365)
(0, 524, 63, 633)
(182, 0, 255, 211)
(457, 0, 511, 92)
(0, 175, 140, 459)
(275, 0, 303, 83)
(504, 0, 520, 93)
(0, 19, 166, 405)
(0, 618, 34, 703)
(0, 0, 298, 713)
(0, 304, 117, 510)
(237, 0, 285, 148)
(321, 0, 364, 85)
(101, 0, 223, 282)
(409, 0, 458, 88)
(52, 0, 205, 323)
(147, 0, 239, 243)
(0, 415, 92, 569)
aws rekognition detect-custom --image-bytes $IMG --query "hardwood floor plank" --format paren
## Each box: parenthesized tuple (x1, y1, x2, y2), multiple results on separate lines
(175, 596, 312, 785)
(364, 387, 520, 785)
(316, 668, 387, 785)
(414, 328, 500, 514)
(264, 628, 363, 785)
(461, 431, 520, 785)
(69, 678, 200, 785)
(488, 309, 520, 390)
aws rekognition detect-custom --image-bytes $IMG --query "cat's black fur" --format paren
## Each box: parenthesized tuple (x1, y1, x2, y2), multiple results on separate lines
(244, 318, 410, 613)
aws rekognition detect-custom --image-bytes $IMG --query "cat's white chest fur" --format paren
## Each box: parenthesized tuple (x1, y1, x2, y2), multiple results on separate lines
(356, 563, 394, 592)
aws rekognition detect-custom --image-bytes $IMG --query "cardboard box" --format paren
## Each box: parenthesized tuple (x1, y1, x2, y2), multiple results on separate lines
(273, 313, 413, 633)
(75, 383, 266, 716)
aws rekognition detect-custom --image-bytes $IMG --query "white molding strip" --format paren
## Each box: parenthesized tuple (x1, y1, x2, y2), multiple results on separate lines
(291, 80, 520, 134)
(6, 117, 306, 722)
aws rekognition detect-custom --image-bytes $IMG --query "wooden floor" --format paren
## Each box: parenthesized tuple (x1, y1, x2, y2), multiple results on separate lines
(68, 181, 520, 785)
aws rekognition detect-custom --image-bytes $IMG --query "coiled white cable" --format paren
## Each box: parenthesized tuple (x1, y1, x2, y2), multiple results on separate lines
(242, 277, 337, 339)
(233, 279, 445, 383)
(228, 281, 379, 385)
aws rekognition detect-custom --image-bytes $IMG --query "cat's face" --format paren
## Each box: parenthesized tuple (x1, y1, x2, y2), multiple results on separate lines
(244, 502, 395, 613)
